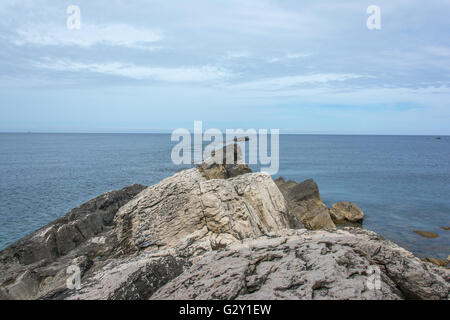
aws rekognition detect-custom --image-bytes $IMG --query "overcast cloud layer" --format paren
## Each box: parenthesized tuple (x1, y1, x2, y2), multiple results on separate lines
(1, 0, 450, 134)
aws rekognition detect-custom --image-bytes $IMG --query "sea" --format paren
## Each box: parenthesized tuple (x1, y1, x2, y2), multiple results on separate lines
(0, 133, 449, 259)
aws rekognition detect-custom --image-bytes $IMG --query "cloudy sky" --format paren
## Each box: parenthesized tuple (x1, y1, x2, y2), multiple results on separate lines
(1, 0, 450, 134)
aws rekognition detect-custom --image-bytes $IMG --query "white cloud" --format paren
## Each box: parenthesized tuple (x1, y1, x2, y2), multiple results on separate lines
(230, 73, 365, 90)
(225, 51, 251, 59)
(33, 59, 232, 82)
(286, 53, 312, 59)
(267, 58, 281, 63)
(13, 24, 162, 49)
(267, 52, 312, 63)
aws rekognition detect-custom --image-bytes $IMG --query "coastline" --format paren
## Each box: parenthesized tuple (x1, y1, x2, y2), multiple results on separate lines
(1, 145, 448, 300)
(1, 133, 449, 260)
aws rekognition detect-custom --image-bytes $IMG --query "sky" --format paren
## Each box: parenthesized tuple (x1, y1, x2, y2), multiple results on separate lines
(0, 0, 450, 134)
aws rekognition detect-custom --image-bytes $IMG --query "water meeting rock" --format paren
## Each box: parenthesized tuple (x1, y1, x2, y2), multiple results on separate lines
(0, 164, 448, 300)
(330, 202, 365, 224)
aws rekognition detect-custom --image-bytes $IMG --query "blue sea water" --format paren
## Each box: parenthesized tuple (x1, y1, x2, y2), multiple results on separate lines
(0, 133, 449, 259)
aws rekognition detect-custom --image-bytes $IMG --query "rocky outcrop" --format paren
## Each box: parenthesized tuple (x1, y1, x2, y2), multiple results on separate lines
(114, 169, 294, 255)
(43, 228, 450, 300)
(275, 178, 335, 230)
(41, 252, 189, 300)
(1, 153, 448, 300)
(152, 228, 449, 300)
(330, 202, 365, 224)
(0, 184, 146, 300)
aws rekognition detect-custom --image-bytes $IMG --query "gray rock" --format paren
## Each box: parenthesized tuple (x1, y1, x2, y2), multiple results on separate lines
(114, 169, 294, 255)
(285, 179, 321, 203)
(0, 270, 40, 300)
(2, 168, 449, 301)
(152, 228, 449, 300)
(41, 253, 188, 300)
(38, 227, 450, 300)
(0, 184, 146, 299)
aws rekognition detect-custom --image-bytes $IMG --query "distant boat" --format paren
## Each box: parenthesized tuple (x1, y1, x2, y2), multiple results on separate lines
(435, 137, 441, 140)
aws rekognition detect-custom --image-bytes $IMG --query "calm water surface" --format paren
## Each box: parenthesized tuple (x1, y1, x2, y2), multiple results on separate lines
(0, 133, 449, 259)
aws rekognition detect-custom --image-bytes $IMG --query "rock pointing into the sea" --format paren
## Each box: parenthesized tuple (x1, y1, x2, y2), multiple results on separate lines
(330, 202, 365, 224)
(0, 159, 449, 300)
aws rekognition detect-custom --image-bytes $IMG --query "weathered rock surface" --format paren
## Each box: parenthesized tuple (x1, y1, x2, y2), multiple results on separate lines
(34, 167, 296, 300)
(330, 202, 365, 224)
(40, 252, 189, 300)
(1, 165, 449, 301)
(114, 169, 294, 255)
(152, 228, 449, 300)
(0, 184, 146, 300)
(42, 228, 450, 300)
(275, 178, 335, 230)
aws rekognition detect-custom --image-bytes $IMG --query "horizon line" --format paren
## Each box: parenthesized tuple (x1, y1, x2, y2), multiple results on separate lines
(0, 131, 447, 137)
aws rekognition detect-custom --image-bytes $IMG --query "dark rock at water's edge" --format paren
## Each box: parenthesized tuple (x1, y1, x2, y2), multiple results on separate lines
(275, 177, 335, 230)
(0, 184, 146, 299)
(413, 230, 439, 239)
(1, 146, 448, 300)
(284, 179, 322, 203)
